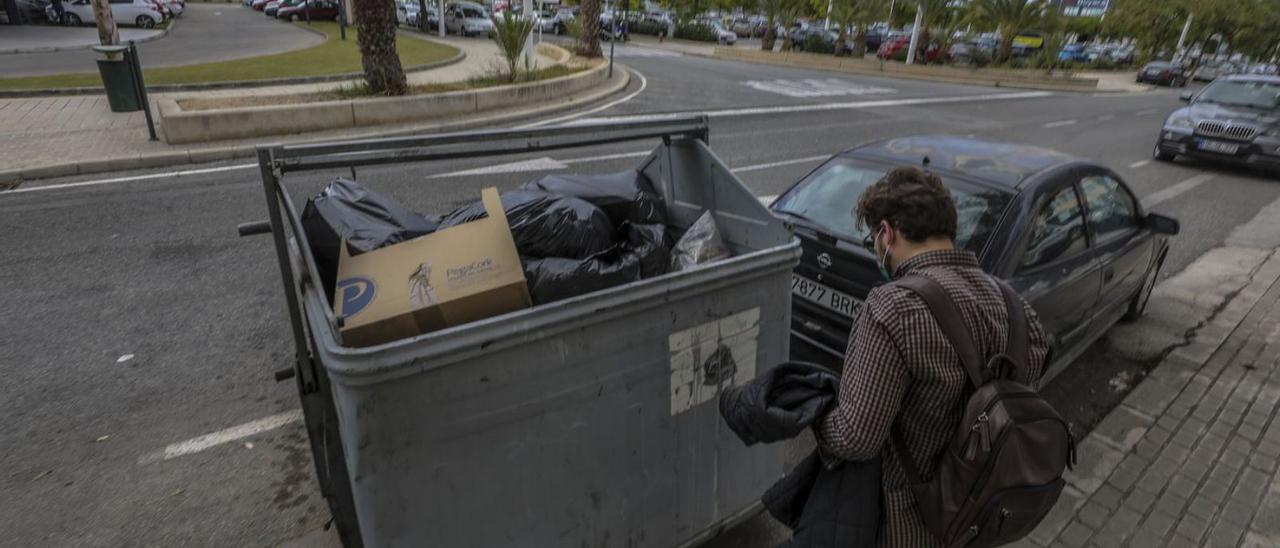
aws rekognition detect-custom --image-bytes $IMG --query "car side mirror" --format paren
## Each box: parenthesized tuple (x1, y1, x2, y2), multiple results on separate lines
(1146, 213, 1180, 235)
(1179, 92, 1193, 103)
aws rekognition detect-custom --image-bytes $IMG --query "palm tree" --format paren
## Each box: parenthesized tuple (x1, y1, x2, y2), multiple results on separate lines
(578, 0, 603, 57)
(966, 0, 1051, 63)
(848, 0, 887, 57)
(492, 11, 537, 81)
(778, 0, 806, 52)
(830, 0, 857, 57)
(760, 0, 784, 50)
(353, 0, 408, 95)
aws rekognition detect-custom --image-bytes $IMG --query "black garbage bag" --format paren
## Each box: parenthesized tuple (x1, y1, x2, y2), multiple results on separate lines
(302, 178, 439, 301)
(521, 170, 667, 226)
(522, 222, 669, 304)
(438, 190, 616, 260)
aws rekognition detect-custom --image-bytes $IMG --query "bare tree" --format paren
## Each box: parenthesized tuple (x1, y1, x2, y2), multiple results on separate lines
(353, 0, 408, 95)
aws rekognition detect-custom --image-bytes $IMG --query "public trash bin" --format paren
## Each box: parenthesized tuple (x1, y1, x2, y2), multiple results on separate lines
(245, 118, 801, 548)
(92, 45, 140, 113)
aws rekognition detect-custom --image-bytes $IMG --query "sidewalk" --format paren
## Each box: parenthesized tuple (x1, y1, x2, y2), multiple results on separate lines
(0, 26, 162, 54)
(1021, 199, 1280, 547)
(0, 34, 573, 185)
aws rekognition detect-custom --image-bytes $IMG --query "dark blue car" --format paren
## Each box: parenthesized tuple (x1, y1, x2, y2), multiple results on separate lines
(770, 136, 1179, 384)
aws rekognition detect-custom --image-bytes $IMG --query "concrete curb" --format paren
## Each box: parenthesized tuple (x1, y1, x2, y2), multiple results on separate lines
(0, 46, 467, 98)
(0, 19, 175, 55)
(0, 65, 631, 189)
(158, 46, 591, 144)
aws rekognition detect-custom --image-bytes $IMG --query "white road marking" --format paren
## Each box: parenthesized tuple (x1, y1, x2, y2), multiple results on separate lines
(561, 151, 651, 164)
(742, 78, 896, 98)
(608, 46, 682, 57)
(568, 91, 1056, 125)
(1136, 109, 1159, 116)
(3, 163, 255, 195)
(428, 156, 569, 177)
(517, 68, 649, 129)
(1128, 160, 1151, 169)
(732, 155, 829, 173)
(1142, 173, 1213, 210)
(1043, 119, 1077, 128)
(138, 410, 303, 465)
(758, 194, 777, 204)
(1097, 114, 1115, 121)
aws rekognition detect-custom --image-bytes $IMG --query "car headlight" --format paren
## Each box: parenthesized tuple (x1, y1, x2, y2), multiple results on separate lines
(1166, 114, 1194, 129)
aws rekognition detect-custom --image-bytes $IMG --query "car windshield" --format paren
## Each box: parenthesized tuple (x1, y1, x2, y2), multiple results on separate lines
(1196, 80, 1280, 110)
(772, 157, 1010, 253)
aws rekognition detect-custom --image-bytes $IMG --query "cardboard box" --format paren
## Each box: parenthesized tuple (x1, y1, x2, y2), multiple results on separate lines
(333, 187, 531, 347)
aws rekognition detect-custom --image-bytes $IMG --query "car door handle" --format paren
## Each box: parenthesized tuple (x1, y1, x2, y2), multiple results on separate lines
(1103, 268, 1116, 282)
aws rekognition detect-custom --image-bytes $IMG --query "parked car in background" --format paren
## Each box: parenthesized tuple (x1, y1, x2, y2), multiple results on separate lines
(863, 26, 885, 51)
(1155, 75, 1280, 177)
(1059, 44, 1088, 62)
(277, 0, 336, 20)
(444, 2, 493, 36)
(1107, 46, 1135, 65)
(1137, 61, 1189, 87)
(876, 35, 910, 59)
(711, 23, 737, 45)
(48, 0, 163, 27)
(1193, 62, 1228, 82)
(251, 0, 271, 10)
(263, 0, 289, 17)
(394, 0, 418, 26)
(772, 135, 1178, 382)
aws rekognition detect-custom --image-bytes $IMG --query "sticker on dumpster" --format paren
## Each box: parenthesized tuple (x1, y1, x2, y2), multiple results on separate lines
(669, 308, 760, 416)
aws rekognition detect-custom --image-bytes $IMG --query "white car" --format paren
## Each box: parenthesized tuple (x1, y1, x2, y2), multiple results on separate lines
(444, 2, 492, 37)
(395, 0, 419, 26)
(48, 0, 163, 27)
(712, 23, 737, 45)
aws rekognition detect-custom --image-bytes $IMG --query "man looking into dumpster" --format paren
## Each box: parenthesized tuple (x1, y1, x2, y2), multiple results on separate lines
(813, 167, 1050, 547)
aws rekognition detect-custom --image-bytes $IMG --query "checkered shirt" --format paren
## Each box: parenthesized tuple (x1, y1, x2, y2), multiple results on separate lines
(815, 249, 1049, 548)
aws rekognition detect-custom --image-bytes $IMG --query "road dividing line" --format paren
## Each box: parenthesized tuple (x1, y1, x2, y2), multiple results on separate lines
(137, 410, 303, 465)
(3, 163, 256, 195)
(561, 151, 651, 164)
(1129, 160, 1151, 169)
(1142, 173, 1214, 210)
(570, 91, 1055, 125)
(517, 68, 649, 129)
(732, 155, 829, 173)
(1043, 119, 1078, 128)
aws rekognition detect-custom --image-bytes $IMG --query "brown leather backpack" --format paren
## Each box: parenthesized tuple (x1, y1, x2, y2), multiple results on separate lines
(893, 275, 1076, 548)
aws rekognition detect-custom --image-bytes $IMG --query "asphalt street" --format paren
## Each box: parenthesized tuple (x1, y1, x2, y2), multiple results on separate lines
(0, 4, 323, 77)
(3, 44, 1279, 547)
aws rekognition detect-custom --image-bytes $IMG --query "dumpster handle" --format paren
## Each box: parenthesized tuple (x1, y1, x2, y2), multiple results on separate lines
(258, 148, 319, 393)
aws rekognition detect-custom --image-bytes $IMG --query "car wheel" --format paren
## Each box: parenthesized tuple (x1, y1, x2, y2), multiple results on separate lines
(1153, 143, 1175, 162)
(65, 13, 81, 25)
(1124, 252, 1165, 321)
(137, 15, 155, 28)
(291, 13, 299, 21)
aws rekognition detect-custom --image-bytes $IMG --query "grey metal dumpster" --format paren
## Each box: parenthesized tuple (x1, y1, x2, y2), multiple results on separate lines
(248, 117, 801, 547)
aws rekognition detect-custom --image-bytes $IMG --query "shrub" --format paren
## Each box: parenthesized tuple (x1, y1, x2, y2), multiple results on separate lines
(630, 20, 667, 36)
(801, 33, 833, 54)
(673, 22, 717, 42)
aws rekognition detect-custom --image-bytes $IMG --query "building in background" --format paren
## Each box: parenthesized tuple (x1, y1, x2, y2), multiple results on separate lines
(1061, 0, 1109, 17)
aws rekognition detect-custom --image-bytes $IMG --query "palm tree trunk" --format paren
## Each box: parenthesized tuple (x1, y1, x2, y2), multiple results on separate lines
(577, 0, 602, 57)
(998, 33, 1014, 63)
(834, 31, 847, 57)
(762, 16, 775, 50)
(852, 26, 866, 57)
(353, 0, 407, 95)
(89, 0, 120, 58)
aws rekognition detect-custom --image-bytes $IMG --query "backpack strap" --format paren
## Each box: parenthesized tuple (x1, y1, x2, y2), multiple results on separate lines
(995, 279, 1032, 384)
(894, 275, 986, 388)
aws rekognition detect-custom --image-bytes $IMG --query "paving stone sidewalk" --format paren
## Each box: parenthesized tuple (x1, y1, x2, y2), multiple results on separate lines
(1020, 245, 1280, 548)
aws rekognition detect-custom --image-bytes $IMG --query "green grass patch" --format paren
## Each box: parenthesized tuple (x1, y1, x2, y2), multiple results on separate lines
(0, 22, 458, 90)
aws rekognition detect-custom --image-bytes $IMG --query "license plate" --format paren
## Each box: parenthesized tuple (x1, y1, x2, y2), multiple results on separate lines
(791, 274, 861, 318)
(1197, 139, 1240, 154)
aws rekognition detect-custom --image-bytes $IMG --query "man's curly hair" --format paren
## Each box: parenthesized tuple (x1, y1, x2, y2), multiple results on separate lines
(854, 166, 957, 243)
